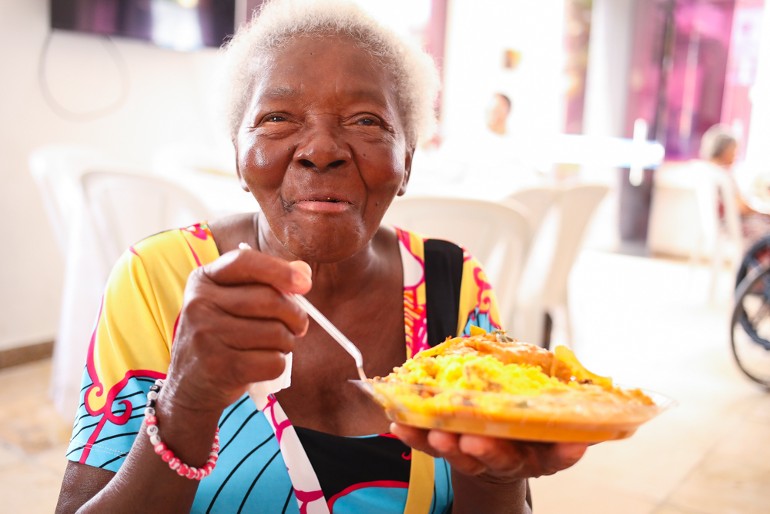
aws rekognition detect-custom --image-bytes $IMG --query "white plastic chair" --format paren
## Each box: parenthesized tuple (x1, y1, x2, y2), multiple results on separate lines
(648, 161, 743, 301)
(693, 166, 743, 300)
(28, 145, 112, 256)
(513, 183, 609, 348)
(80, 169, 213, 269)
(383, 196, 534, 334)
(501, 185, 560, 234)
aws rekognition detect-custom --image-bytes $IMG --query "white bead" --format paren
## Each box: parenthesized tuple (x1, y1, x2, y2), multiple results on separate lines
(146, 425, 159, 437)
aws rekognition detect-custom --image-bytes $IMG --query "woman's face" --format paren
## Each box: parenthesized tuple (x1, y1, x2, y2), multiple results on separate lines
(235, 35, 413, 262)
(715, 141, 737, 168)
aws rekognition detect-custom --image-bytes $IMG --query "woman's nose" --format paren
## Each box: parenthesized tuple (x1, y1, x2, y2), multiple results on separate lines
(294, 120, 351, 171)
(294, 121, 352, 171)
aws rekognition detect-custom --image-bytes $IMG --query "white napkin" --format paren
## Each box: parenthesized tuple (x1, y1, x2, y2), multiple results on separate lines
(248, 352, 293, 398)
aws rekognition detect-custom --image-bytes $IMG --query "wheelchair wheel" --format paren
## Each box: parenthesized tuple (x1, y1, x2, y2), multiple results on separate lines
(731, 265, 770, 389)
(735, 235, 770, 288)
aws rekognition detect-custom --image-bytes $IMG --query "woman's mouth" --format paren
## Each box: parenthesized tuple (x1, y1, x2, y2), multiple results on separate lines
(291, 197, 352, 213)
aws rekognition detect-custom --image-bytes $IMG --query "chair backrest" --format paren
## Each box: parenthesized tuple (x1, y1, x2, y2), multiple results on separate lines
(512, 183, 608, 345)
(501, 186, 560, 232)
(383, 196, 534, 333)
(80, 169, 213, 268)
(694, 165, 742, 257)
(546, 183, 608, 302)
(28, 145, 111, 255)
(525, 183, 609, 307)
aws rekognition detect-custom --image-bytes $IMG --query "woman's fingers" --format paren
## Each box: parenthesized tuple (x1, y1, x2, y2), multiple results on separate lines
(391, 424, 487, 475)
(427, 430, 489, 476)
(391, 423, 589, 480)
(199, 246, 312, 295)
(183, 281, 309, 338)
(166, 247, 314, 411)
(456, 434, 525, 476)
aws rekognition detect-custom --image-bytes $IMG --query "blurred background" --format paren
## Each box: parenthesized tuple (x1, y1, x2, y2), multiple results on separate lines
(1, 1, 769, 512)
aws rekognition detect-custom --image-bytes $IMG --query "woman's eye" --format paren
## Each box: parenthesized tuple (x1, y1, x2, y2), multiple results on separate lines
(356, 116, 380, 126)
(265, 114, 286, 123)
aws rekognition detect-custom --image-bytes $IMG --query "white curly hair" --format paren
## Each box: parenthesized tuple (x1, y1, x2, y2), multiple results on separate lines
(220, 0, 440, 147)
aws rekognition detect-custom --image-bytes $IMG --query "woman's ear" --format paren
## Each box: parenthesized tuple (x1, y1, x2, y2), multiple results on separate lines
(233, 139, 250, 192)
(397, 145, 414, 196)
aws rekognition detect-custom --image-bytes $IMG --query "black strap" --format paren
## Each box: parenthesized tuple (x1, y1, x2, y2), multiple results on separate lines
(423, 237, 533, 510)
(424, 239, 464, 347)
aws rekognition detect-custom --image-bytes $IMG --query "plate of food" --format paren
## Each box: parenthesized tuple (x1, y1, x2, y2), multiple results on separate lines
(357, 327, 672, 443)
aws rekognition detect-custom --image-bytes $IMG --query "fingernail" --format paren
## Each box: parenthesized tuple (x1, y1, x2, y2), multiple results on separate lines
(559, 443, 588, 461)
(289, 261, 312, 289)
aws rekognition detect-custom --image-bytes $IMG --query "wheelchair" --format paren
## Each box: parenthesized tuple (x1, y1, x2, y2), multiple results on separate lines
(731, 235, 770, 389)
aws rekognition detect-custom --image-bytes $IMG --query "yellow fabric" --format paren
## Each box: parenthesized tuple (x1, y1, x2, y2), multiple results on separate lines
(85, 225, 220, 412)
(404, 449, 435, 514)
(456, 255, 500, 337)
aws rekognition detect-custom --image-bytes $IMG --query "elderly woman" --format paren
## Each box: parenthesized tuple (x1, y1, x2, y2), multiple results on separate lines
(56, 1, 586, 512)
(700, 124, 770, 247)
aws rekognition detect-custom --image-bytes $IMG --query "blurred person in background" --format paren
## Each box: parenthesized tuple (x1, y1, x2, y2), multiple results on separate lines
(485, 92, 513, 136)
(420, 90, 542, 199)
(700, 123, 770, 247)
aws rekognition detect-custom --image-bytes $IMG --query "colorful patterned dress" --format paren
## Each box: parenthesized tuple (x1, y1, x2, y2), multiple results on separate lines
(65, 223, 501, 513)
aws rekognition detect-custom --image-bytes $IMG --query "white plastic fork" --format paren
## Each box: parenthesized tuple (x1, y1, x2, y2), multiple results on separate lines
(289, 293, 367, 382)
(238, 242, 367, 382)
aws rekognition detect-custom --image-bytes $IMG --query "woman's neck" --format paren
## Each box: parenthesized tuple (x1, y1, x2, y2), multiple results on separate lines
(255, 213, 400, 301)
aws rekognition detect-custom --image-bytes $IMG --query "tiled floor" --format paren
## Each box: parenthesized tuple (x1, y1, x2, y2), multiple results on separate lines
(2, 249, 769, 513)
(530, 250, 770, 514)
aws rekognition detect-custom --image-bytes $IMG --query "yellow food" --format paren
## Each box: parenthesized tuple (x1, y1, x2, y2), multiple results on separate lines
(368, 328, 659, 442)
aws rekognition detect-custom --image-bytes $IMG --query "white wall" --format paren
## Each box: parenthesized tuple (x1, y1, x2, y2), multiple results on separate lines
(441, 0, 566, 141)
(0, 0, 230, 349)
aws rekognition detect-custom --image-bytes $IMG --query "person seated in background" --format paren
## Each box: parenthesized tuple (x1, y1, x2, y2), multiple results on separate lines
(700, 123, 770, 247)
(55, 0, 587, 512)
(420, 90, 542, 199)
(485, 91, 513, 136)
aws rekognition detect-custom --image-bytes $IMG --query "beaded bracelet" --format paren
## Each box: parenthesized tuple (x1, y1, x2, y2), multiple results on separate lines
(145, 379, 220, 481)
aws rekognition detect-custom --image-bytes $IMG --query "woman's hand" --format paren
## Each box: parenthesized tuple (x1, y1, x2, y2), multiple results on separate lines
(163, 247, 312, 416)
(391, 423, 588, 481)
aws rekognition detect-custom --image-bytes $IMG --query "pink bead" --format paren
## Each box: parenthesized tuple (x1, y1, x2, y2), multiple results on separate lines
(142, 382, 220, 482)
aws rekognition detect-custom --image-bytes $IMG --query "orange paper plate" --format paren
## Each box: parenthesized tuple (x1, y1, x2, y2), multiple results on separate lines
(356, 380, 673, 443)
